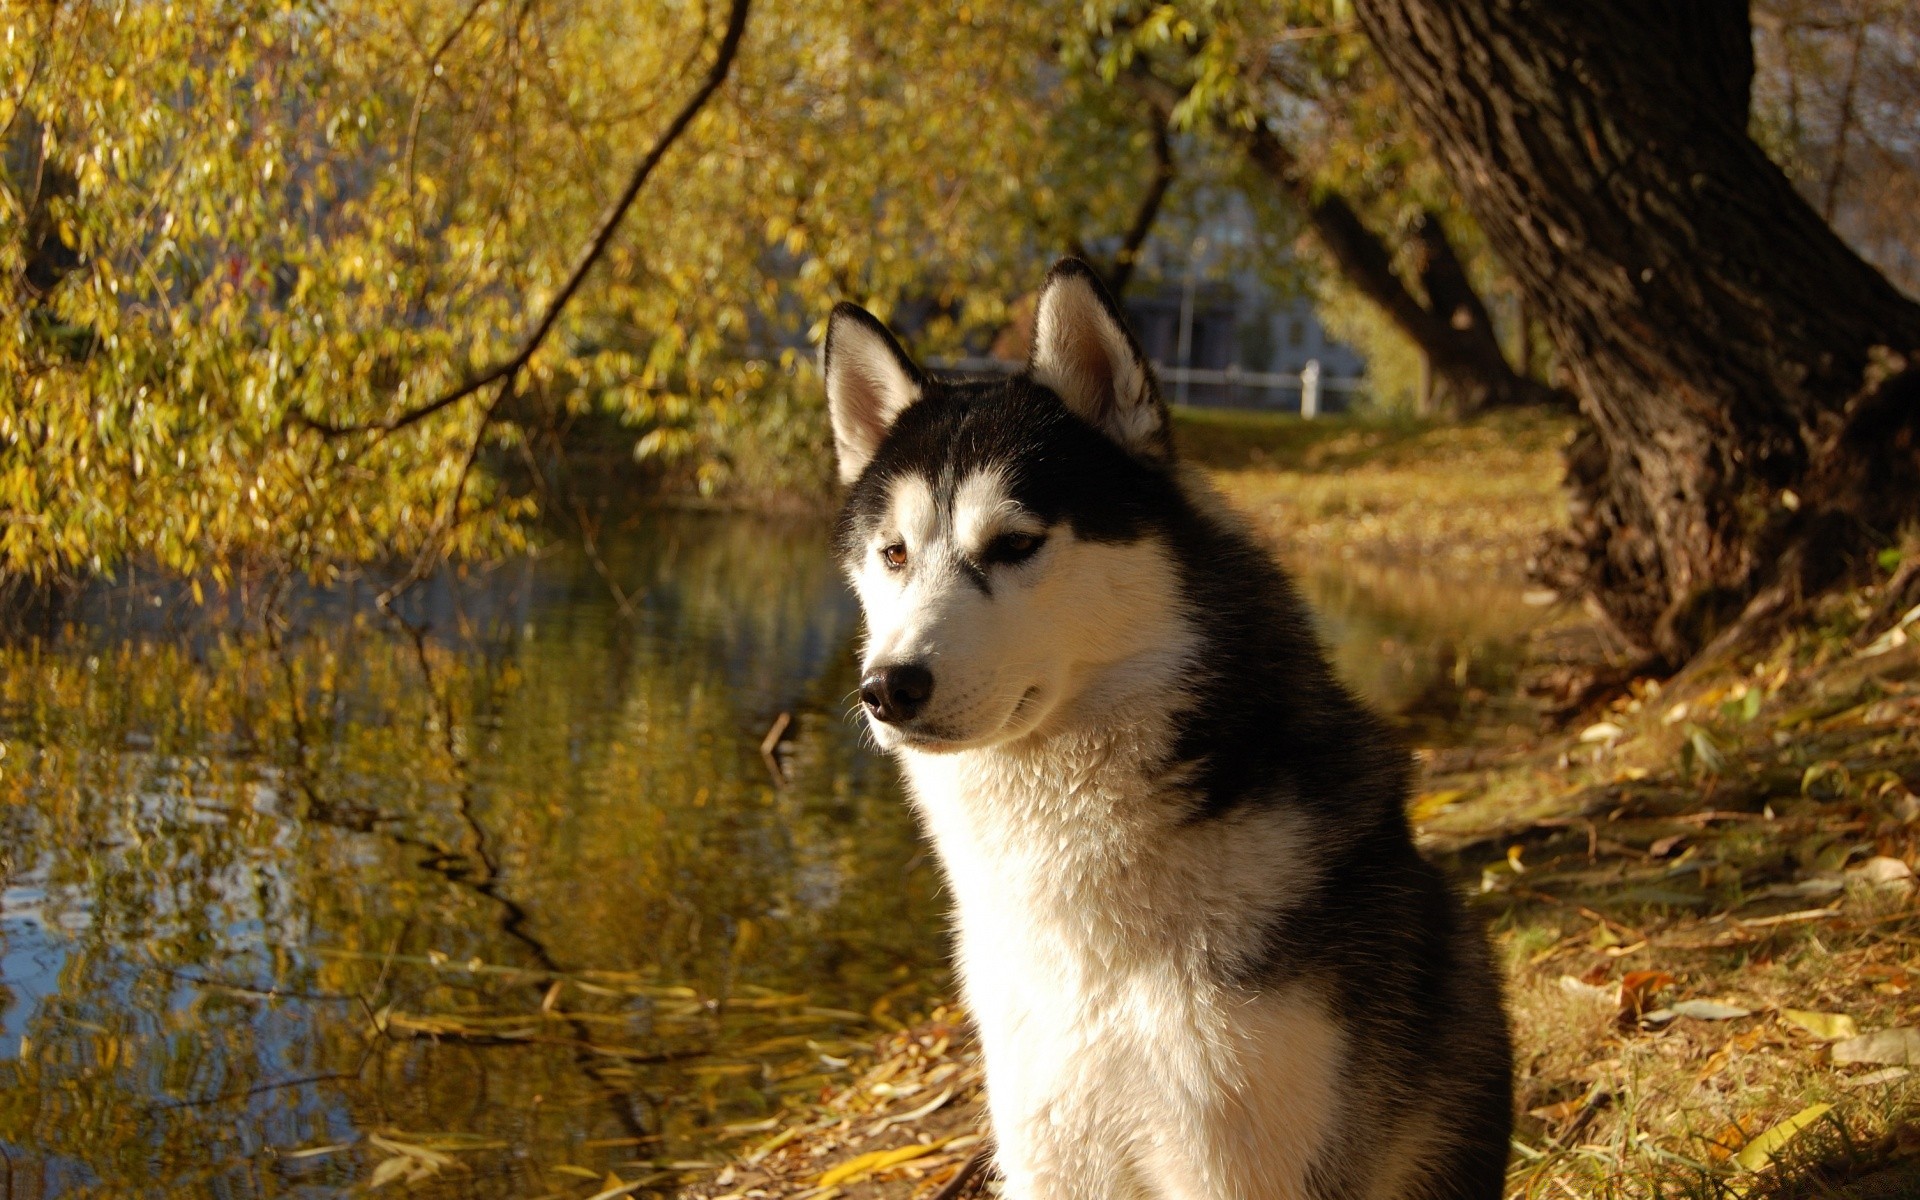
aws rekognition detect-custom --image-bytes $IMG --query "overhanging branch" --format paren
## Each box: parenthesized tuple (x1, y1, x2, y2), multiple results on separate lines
(295, 0, 752, 439)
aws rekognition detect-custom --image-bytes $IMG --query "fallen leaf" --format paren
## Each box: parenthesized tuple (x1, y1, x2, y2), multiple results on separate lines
(1846, 856, 1917, 896)
(1580, 721, 1624, 743)
(817, 1140, 948, 1188)
(866, 1085, 955, 1136)
(1698, 1028, 1767, 1083)
(366, 1132, 457, 1189)
(584, 1173, 643, 1200)
(1670, 1000, 1753, 1021)
(745, 1125, 801, 1163)
(1410, 789, 1465, 821)
(1841, 1067, 1910, 1089)
(1527, 1098, 1585, 1123)
(1617, 970, 1674, 1025)
(1700, 1116, 1758, 1162)
(1780, 1010, 1858, 1042)
(1560, 974, 1618, 1005)
(1732, 1103, 1832, 1173)
(1832, 1027, 1920, 1066)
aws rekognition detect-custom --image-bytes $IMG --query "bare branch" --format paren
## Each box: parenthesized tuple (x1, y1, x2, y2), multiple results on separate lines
(402, 0, 492, 229)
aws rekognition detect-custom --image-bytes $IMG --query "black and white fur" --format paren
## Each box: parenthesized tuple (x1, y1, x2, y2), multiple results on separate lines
(824, 260, 1512, 1200)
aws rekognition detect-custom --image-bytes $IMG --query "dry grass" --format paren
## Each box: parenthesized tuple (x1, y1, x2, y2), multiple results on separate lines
(1177, 406, 1572, 575)
(679, 1012, 988, 1200)
(1432, 588, 1920, 1200)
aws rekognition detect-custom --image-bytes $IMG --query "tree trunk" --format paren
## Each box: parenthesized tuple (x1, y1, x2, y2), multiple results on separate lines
(1355, 0, 1920, 664)
(1242, 124, 1562, 416)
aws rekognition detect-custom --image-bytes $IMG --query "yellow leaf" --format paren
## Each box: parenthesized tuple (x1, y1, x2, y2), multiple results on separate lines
(1780, 1009, 1858, 1042)
(1732, 1103, 1832, 1173)
(817, 1149, 894, 1188)
(817, 1139, 949, 1188)
(368, 1156, 414, 1189)
(1409, 789, 1464, 820)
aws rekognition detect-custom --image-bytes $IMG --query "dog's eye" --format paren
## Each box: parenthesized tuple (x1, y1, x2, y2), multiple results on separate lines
(882, 542, 908, 569)
(983, 531, 1045, 565)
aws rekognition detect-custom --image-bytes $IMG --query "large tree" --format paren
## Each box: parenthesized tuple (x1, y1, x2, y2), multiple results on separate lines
(1354, 0, 1920, 665)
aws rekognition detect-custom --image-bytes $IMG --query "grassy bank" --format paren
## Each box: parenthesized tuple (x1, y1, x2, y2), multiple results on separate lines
(665, 409, 1918, 1200)
(1179, 406, 1572, 575)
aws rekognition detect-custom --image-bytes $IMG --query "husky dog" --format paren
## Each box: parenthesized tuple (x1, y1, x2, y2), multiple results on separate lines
(823, 259, 1512, 1200)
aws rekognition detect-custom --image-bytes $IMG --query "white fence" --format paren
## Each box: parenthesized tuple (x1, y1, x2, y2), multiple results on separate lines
(926, 356, 1363, 417)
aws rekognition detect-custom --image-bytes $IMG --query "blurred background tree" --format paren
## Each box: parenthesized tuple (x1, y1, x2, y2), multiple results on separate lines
(0, 0, 1187, 593)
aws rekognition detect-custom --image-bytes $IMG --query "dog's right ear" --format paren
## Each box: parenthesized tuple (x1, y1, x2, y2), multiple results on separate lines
(823, 303, 924, 486)
(1029, 258, 1171, 461)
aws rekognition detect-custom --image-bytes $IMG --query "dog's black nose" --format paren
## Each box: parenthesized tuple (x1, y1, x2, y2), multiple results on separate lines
(861, 663, 933, 724)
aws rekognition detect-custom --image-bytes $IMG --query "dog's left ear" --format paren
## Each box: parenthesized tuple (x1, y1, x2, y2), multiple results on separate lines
(1029, 258, 1171, 460)
(823, 303, 925, 485)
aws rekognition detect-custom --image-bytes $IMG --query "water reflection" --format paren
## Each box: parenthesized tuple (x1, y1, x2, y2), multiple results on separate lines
(1295, 558, 1547, 745)
(0, 514, 941, 1198)
(0, 514, 1540, 1197)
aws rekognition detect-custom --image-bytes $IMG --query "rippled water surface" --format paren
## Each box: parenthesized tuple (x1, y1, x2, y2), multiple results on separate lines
(0, 512, 1539, 1197)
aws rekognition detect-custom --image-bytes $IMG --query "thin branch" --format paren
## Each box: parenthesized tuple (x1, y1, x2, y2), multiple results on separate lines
(930, 1145, 993, 1200)
(395, 0, 483, 224)
(1820, 10, 1869, 222)
(1241, 121, 1448, 348)
(154, 1040, 381, 1111)
(296, 0, 752, 439)
(1106, 101, 1176, 295)
(371, 374, 514, 611)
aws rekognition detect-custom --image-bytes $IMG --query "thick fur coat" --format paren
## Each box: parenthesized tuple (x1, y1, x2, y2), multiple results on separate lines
(824, 260, 1513, 1200)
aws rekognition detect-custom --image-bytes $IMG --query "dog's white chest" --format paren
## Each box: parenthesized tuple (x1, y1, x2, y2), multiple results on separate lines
(902, 746, 1339, 1200)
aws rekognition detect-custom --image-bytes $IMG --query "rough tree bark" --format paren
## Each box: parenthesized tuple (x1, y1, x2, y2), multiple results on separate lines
(1354, 0, 1920, 665)
(1241, 123, 1562, 416)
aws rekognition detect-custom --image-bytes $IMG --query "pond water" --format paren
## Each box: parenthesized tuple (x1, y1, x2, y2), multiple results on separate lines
(0, 512, 1541, 1198)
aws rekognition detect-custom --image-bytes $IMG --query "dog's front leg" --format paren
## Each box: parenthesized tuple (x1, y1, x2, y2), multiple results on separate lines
(986, 1086, 1155, 1200)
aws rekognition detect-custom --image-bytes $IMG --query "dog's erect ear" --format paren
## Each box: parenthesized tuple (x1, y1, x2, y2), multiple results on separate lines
(823, 303, 924, 485)
(1029, 258, 1170, 460)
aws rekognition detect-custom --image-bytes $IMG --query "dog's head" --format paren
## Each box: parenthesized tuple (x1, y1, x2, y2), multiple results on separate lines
(826, 259, 1193, 754)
